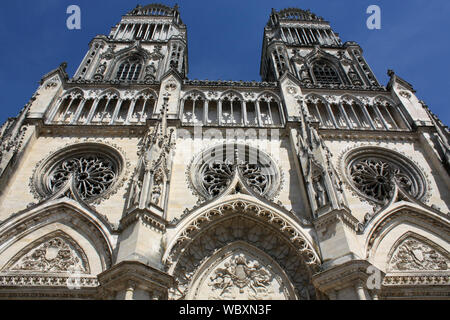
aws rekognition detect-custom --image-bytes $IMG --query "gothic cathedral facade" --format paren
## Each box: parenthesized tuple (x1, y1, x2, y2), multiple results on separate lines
(0, 4, 448, 300)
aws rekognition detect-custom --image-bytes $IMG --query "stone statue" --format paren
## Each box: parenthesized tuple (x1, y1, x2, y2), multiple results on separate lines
(144, 63, 157, 80)
(132, 179, 142, 206)
(300, 66, 311, 83)
(151, 186, 161, 206)
(313, 176, 328, 208)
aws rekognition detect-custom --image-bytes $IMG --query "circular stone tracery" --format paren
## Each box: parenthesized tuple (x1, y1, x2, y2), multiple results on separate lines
(33, 143, 123, 203)
(48, 155, 117, 200)
(190, 144, 281, 200)
(345, 149, 425, 204)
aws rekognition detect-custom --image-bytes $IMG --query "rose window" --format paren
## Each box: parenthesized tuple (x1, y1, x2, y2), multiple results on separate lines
(48, 155, 117, 200)
(190, 144, 281, 200)
(32, 143, 123, 203)
(345, 150, 425, 204)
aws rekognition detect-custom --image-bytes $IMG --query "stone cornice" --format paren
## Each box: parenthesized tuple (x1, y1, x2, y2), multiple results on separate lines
(313, 208, 360, 233)
(319, 129, 419, 142)
(183, 79, 278, 88)
(382, 272, 450, 287)
(312, 260, 374, 293)
(301, 83, 386, 92)
(119, 208, 167, 233)
(0, 273, 99, 288)
(97, 261, 174, 294)
(34, 122, 148, 137)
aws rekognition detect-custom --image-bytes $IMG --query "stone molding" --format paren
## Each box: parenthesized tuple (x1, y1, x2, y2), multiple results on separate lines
(97, 261, 174, 299)
(312, 260, 374, 294)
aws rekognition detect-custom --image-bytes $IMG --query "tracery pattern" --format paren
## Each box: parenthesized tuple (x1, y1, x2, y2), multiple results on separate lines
(9, 237, 88, 274)
(346, 151, 425, 204)
(201, 161, 269, 198)
(388, 237, 449, 272)
(350, 158, 414, 202)
(48, 154, 117, 200)
(190, 144, 281, 201)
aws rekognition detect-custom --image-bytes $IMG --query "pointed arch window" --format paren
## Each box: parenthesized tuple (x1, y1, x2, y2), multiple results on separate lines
(116, 55, 143, 81)
(312, 61, 341, 85)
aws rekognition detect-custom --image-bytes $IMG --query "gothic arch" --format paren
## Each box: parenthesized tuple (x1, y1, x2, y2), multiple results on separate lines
(64, 88, 85, 98)
(182, 90, 206, 101)
(220, 90, 244, 101)
(104, 45, 151, 81)
(113, 45, 150, 62)
(135, 88, 158, 99)
(363, 202, 450, 265)
(339, 94, 365, 106)
(163, 194, 321, 300)
(304, 49, 347, 85)
(98, 88, 121, 99)
(256, 91, 282, 103)
(0, 198, 114, 272)
(304, 93, 329, 105)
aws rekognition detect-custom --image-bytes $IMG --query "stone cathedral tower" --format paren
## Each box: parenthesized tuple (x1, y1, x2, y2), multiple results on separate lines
(0, 4, 448, 300)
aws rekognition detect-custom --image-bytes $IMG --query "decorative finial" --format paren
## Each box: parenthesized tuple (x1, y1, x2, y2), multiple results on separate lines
(387, 69, 395, 77)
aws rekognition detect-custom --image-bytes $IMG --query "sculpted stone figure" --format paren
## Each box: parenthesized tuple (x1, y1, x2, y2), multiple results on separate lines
(144, 63, 157, 80)
(312, 176, 328, 208)
(132, 179, 142, 206)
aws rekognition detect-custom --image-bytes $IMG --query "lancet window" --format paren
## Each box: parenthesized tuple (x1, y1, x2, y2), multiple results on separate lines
(181, 91, 283, 127)
(312, 61, 341, 85)
(49, 90, 157, 125)
(306, 95, 410, 131)
(116, 56, 142, 81)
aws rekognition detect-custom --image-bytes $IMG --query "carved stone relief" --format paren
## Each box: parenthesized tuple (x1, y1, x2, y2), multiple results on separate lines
(188, 245, 297, 300)
(188, 144, 282, 201)
(5, 233, 89, 274)
(388, 237, 449, 272)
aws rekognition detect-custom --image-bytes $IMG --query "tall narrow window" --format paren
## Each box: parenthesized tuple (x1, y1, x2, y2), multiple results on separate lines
(182, 98, 195, 123)
(269, 101, 281, 125)
(77, 99, 93, 124)
(366, 105, 384, 129)
(342, 102, 359, 128)
(116, 56, 142, 81)
(317, 101, 333, 128)
(259, 100, 272, 125)
(221, 98, 233, 124)
(330, 103, 347, 128)
(246, 102, 257, 126)
(312, 61, 341, 85)
(115, 100, 131, 124)
(208, 101, 218, 124)
(194, 99, 204, 124)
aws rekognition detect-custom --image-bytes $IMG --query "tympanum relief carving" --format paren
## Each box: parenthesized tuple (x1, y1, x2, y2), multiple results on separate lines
(6, 236, 89, 274)
(187, 245, 297, 300)
(388, 237, 449, 272)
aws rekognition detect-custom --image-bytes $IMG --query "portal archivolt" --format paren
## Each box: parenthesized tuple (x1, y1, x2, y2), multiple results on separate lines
(166, 201, 320, 300)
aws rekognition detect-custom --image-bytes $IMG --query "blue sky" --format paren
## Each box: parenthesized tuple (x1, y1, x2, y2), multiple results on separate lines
(0, 0, 449, 125)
